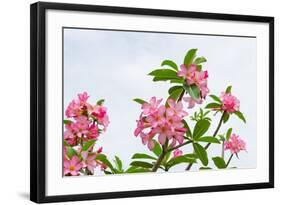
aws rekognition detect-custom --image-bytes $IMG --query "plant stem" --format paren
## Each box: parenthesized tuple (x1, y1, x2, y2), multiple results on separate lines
(167, 140, 192, 152)
(151, 140, 168, 172)
(178, 89, 185, 102)
(185, 111, 226, 171)
(226, 154, 234, 167)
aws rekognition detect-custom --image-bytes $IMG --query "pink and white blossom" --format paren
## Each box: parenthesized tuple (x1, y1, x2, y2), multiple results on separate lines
(64, 156, 83, 176)
(224, 133, 246, 154)
(220, 92, 240, 113)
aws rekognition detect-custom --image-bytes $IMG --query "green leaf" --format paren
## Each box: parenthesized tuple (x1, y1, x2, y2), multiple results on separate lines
(133, 98, 147, 105)
(212, 156, 227, 169)
(170, 79, 185, 84)
(184, 49, 197, 67)
(132, 153, 157, 160)
(168, 86, 183, 95)
(152, 140, 162, 156)
(96, 99, 105, 105)
(130, 161, 153, 169)
(234, 111, 246, 123)
(222, 113, 230, 123)
(193, 119, 211, 140)
(226, 128, 232, 141)
(182, 119, 192, 138)
(161, 59, 178, 71)
(209, 95, 221, 103)
(225, 86, 232, 94)
(114, 156, 123, 171)
(64, 119, 72, 125)
(196, 64, 202, 71)
(65, 146, 77, 159)
(166, 156, 196, 169)
(184, 84, 200, 100)
(152, 76, 179, 82)
(205, 103, 221, 109)
(126, 166, 151, 173)
(197, 136, 220, 144)
(96, 154, 116, 173)
(193, 143, 208, 166)
(167, 87, 184, 101)
(194, 57, 207, 65)
(148, 69, 178, 78)
(161, 151, 172, 165)
(82, 139, 96, 151)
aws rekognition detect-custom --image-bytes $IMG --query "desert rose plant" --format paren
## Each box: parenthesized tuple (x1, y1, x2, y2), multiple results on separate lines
(132, 48, 247, 172)
(63, 49, 248, 176)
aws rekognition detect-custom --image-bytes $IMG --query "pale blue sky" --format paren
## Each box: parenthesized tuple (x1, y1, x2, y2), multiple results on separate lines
(63, 28, 257, 173)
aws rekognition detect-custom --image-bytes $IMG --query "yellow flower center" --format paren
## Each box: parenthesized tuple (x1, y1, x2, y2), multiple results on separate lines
(69, 165, 75, 171)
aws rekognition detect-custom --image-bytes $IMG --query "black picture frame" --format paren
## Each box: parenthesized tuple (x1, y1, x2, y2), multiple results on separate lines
(30, 1, 274, 203)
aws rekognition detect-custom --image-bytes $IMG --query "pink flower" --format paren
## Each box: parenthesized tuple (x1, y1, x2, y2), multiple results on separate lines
(141, 97, 162, 115)
(81, 151, 98, 174)
(177, 64, 197, 84)
(134, 97, 188, 149)
(224, 133, 246, 154)
(173, 149, 183, 157)
(166, 99, 188, 118)
(71, 116, 91, 138)
(140, 132, 155, 150)
(64, 156, 83, 176)
(64, 129, 77, 146)
(183, 97, 203, 109)
(65, 100, 81, 118)
(85, 124, 99, 140)
(220, 92, 240, 113)
(177, 64, 209, 105)
(78, 92, 89, 103)
(92, 105, 110, 128)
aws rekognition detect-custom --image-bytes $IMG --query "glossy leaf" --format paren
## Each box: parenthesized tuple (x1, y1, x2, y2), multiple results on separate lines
(182, 119, 192, 138)
(152, 140, 162, 156)
(197, 136, 220, 144)
(209, 94, 221, 103)
(63, 119, 72, 125)
(168, 86, 183, 95)
(194, 57, 207, 64)
(161, 59, 178, 71)
(114, 156, 123, 171)
(126, 167, 151, 173)
(193, 119, 211, 140)
(226, 128, 232, 141)
(130, 161, 153, 169)
(212, 156, 227, 169)
(166, 156, 196, 169)
(133, 98, 147, 105)
(96, 154, 116, 173)
(96, 99, 105, 105)
(225, 86, 232, 94)
(205, 103, 221, 109)
(222, 112, 230, 123)
(193, 143, 208, 166)
(132, 153, 157, 160)
(184, 84, 200, 100)
(82, 139, 96, 151)
(168, 87, 184, 101)
(148, 69, 178, 78)
(184, 49, 197, 67)
(234, 111, 246, 123)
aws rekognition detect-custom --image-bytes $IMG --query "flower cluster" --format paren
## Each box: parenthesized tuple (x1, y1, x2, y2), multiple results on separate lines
(177, 64, 209, 108)
(224, 133, 246, 154)
(64, 92, 109, 176)
(220, 92, 240, 113)
(134, 97, 188, 150)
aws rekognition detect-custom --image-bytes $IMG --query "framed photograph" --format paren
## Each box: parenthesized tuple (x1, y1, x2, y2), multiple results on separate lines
(30, 2, 274, 203)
